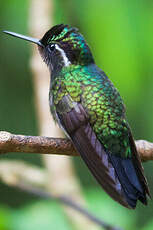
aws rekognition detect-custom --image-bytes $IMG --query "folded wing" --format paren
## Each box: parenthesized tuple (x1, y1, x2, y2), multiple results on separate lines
(56, 96, 131, 208)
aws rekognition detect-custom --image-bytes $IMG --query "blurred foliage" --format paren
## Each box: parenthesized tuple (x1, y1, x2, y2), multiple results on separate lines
(0, 0, 153, 229)
(0, 201, 73, 230)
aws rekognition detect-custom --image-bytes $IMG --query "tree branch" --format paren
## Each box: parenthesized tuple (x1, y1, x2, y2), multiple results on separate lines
(0, 131, 153, 162)
(0, 131, 76, 156)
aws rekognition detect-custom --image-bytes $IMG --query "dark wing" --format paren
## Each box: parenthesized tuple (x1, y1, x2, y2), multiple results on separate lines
(56, 95, 130, 208)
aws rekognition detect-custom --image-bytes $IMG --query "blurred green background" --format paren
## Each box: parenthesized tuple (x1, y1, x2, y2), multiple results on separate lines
(0, 0, 153, 229)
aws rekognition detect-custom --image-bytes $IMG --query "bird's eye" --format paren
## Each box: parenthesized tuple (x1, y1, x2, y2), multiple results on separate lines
(49, 44, 55, 52)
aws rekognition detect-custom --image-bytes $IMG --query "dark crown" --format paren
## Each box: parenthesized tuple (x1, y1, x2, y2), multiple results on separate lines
(40, 24, 78, 46)
(40, 24, 94, 66)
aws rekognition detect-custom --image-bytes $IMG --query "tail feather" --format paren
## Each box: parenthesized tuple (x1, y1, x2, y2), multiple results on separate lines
(129, 132, 151, 198)
(108, 154, 147, 208)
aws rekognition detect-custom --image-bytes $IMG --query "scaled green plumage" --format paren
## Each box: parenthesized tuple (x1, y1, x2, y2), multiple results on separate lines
(51, 64, 131, 158)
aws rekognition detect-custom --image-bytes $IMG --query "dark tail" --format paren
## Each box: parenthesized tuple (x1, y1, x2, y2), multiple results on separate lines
(108, 131, 150, 208)
(108, 155, 147, 208)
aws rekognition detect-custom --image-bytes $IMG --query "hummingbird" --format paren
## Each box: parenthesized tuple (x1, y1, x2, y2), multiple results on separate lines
(3, 24, 150, 209)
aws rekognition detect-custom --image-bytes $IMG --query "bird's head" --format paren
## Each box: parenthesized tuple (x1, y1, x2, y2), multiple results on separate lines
(4, 24, 94, 73)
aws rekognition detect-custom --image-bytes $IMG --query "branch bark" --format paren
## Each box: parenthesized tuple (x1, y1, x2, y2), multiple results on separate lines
(0, 131, 153, 162)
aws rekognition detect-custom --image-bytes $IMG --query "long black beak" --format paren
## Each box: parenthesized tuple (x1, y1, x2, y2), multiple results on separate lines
(3, 30, 44, 47)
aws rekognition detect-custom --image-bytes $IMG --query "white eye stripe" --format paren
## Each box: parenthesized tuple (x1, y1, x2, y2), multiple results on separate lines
(55, 44, 71, 67)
